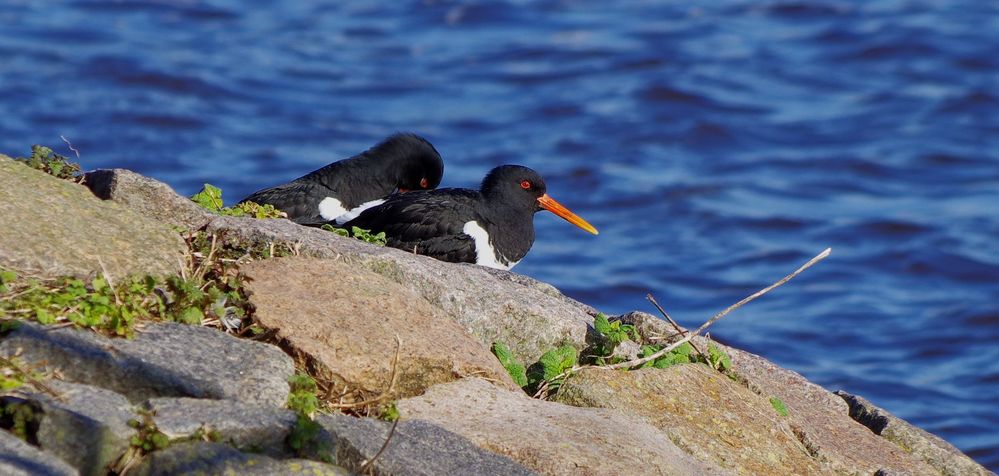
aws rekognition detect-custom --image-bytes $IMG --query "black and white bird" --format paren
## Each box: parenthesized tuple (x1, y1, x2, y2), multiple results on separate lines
(340, 165, 598, 270)
(239, 133, 444, 224)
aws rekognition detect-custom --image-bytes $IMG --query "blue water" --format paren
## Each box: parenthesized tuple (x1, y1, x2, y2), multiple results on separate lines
(2, 0, 997, 468)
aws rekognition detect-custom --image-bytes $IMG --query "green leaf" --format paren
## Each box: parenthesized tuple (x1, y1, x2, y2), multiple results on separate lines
(538, 345, 577, 381)
(593, 313, 612, 335)
(491, 342, 528, 388)
(707, 343, 732, 371)
(769, 396, 789, 417)
(190, 184, 224, 211)
(177, 307, 204, 325)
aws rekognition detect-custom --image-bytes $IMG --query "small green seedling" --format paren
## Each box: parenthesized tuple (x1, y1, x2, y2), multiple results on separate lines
(591, 313, 638, 362)
(527, 344, 577, 394)
(321, 225, 387, 246)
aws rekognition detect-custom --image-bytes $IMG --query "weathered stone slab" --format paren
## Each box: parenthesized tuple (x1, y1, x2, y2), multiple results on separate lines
(143, 397, 297, 457)
(836, 391, 991, 476)
(555, 365, 822, 475)
(0, 429, 78, 476)
(132, 441, 349, 476)
(617, 311, 942, 475)
(0, 155, 187, 280)
(207, 215, 598, 364)
(83, 168, 216, 231)
(3, 380, 136, 476)
(243, 257, 518, 400)
(397, 377, 726, 475)
(312, 413, 537, 475)
(0, 322, 293, 406)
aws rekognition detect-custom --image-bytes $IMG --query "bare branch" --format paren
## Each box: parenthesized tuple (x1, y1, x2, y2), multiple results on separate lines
(600, 248, 831, 371)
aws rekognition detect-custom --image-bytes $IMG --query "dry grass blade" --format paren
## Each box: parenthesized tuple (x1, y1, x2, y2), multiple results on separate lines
(0, 355, 62, 399)
(601, 247, 831, 371)
(327, 334, 402, 409)
(359, 417, 400, 475)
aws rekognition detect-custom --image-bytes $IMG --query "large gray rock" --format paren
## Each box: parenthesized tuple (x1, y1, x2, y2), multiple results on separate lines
(207, 215, 596, 363)
(0, 322, 293, 406)
(311, 413, 536, 475)
(132, 441, 349, 476)
(396, 377, 726, 475)
(0, 155, 187, 280)
(4, 381, 136, 476)
(242, 257, 519, 401)
(0, 429, 78, 476)
(618, 311, 944, 475)
(83, 168, 216, 231)
(555, 365, 823, 475)
(143, 397, 297, 457)
(836, 391, 992, 476)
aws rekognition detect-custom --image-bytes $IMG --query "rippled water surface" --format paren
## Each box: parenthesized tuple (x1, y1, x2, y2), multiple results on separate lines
(2, 0, 998, 468)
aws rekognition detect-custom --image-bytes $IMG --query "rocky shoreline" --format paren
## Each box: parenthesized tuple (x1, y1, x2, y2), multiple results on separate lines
(0, 153, 991, 475)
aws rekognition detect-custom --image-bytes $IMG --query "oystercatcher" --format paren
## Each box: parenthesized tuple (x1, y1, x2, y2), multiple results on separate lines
(340, 165, 598, 270)
(240, 133, 444, 224)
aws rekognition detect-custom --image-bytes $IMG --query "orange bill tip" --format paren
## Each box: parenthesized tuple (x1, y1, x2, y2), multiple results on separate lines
(537, 194, 599, 235)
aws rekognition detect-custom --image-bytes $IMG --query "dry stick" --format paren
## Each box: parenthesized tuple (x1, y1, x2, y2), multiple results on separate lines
(60, 134, 81, 159)
(600, 247, 832, 371)
(359, 417, 400, 475)
(646, 293, 706, 360)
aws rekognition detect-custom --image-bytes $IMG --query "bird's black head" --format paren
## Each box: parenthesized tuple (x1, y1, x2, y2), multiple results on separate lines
(371, 133, 444, 193)
(480, 165, 598, 234)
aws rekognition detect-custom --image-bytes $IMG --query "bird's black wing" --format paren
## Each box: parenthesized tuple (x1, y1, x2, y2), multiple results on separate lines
(343, 189, 482, 264)
(240, 181, 330, 224)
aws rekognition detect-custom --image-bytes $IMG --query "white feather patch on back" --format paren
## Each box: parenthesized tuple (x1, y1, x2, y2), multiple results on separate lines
(318, 197, 348, 221)
(463, 221, 519, 270)
(334, 198, 387, 225)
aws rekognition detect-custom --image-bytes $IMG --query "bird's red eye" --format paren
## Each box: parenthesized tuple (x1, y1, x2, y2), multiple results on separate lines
(520, 180, 531, 190)
(420, 178, 429, 188)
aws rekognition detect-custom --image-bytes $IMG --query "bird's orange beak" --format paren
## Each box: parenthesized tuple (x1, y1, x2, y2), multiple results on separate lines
(537, 194, 599, 235)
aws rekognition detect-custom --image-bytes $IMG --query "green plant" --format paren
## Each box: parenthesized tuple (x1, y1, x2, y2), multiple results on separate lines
(706, 343, 732, 371)
(490, 342, 528, 388)
(285, 373, 331, 461)
(14, 145, 81, 180)
(770, 396, 789, 417)
(128, 414, 170, 452)
(527, 345, 577, 395)
(0, 269, 16, 294)
(377, 402, 400, 422)
(190, 183, 285, 218)
(591, 313, 637, 363)
(0, 401, 39, 442)
(638, 342, 695, 369)
(321, 225, 387, 246)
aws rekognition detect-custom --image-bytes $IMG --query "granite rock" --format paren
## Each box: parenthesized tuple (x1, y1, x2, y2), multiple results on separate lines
(0, 155, 187, 280)
(132, 441, 350, 476)
(0, 429, 78, 476)
(0, 322, 293, 406)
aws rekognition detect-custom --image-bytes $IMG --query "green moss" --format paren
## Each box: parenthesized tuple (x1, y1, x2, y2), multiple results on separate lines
(285, 373, 332, 462)
(13, 145, 81, 180)
(0, 400, 39, 443)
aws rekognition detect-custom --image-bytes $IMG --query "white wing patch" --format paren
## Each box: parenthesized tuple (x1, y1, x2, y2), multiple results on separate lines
(463, 221, 519, 270)
(334, 198, 387, 225)
(318, 197, 348, 221)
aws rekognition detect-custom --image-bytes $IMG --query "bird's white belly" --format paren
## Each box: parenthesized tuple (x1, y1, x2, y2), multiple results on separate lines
(463, 221, 520, 270)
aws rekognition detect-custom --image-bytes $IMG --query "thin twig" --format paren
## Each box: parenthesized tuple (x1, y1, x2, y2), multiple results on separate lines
(359, 417, 399, 474)
(97, 257, 121, 305)
(0, 355, 62, 399)
(647, 293, 706, 360)
(60, 134, 81, 159)
(600, 248, 831, 371)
